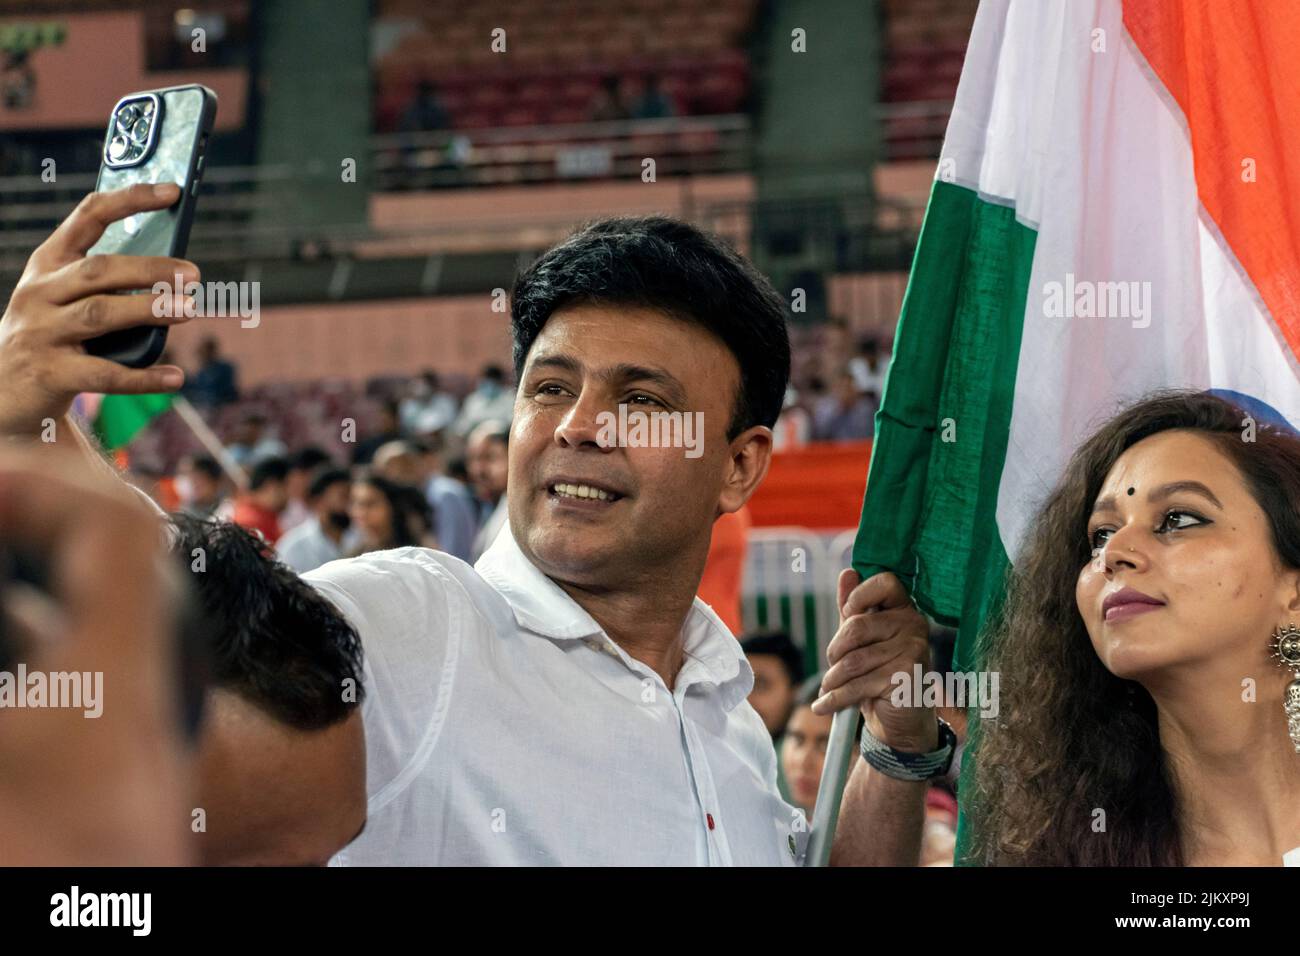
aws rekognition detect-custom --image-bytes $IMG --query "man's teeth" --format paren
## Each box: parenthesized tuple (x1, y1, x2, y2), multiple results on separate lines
(553, 482, 613, 501)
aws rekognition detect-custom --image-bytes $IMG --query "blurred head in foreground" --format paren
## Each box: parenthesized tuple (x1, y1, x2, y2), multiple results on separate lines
(169, 515, 366, 865)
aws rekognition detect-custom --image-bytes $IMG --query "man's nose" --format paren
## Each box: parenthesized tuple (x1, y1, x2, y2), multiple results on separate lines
(554, 392, 615, 451)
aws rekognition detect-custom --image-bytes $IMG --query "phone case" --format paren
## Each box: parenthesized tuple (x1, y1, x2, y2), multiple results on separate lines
(84, 84, 218, 368)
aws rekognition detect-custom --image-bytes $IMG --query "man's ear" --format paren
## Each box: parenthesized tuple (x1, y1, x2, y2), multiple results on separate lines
(718, 425, 773, 516)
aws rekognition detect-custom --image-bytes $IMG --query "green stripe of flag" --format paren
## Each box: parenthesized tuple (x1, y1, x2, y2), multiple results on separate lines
(850, 178, 1036, 862)
(93, 393, 174, 450)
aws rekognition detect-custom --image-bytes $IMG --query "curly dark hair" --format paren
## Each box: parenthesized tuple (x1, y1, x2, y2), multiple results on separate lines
(966, 389, 1300, 865)
(168, 514, 364, 730)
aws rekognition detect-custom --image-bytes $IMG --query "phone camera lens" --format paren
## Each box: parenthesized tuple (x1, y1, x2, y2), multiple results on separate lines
(107, 135, 130, 161)
(131, 117, 151, 142)
(116, 105, 140, 132)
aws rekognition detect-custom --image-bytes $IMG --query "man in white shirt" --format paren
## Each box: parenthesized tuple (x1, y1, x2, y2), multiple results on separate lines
(277, 467, 353, 574)
(0, 187, 937, 866)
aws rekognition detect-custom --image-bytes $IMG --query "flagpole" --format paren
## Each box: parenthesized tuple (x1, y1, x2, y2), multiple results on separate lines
(805, 705, 857, 866)
(170, 395, 248, 491)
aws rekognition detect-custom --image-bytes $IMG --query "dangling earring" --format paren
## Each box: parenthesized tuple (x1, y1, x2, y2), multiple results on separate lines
(1270, 623, 1300, 754)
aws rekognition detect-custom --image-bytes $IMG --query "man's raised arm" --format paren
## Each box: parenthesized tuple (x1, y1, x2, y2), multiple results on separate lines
(0, 184, 197, 473)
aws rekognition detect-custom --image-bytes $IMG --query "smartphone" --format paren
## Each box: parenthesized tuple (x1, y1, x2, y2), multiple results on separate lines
(83, 84, 218, 368)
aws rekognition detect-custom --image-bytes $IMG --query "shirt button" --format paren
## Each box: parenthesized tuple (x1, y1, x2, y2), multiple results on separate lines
(706, 813, 715, 831)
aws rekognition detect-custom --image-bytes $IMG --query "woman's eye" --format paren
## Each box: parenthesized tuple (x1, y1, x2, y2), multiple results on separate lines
(1158, 509, 1206, 533)
(1088, 527, 1113, 550)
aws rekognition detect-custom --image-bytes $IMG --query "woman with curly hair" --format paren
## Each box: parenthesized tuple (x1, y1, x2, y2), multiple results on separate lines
(808, 387, 1300, 865)
(956, 389, 1300, 865)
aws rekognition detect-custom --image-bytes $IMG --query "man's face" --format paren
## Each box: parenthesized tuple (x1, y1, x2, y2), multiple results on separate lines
(466, 436, 508, 503)
(316, 481, 350, 521)
(259, 479, 288, 514)
(746, 653, 795, 736)
(286, 468, 311, 502)
(508, 303, 753, 590)
(179, 463, 218, 505)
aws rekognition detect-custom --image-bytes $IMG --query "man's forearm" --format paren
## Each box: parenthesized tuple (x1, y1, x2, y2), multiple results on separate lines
(828, 757, 928, 866)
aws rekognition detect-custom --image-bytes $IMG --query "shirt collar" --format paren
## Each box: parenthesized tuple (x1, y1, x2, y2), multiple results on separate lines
(475, 525, 753, 711)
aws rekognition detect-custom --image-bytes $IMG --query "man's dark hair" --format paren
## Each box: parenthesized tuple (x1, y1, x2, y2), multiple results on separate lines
(510, 216, 791, 439)
(248, 456, 289, 490)
(290, 446, 332, 473)
(308, 466, 351, 501)
(168, 514, 364, 730)
(738, 630, 804, 685)
(184, 454, 222, 481)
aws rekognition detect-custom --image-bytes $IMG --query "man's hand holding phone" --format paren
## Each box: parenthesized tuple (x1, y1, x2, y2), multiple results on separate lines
(0, 183, 197, 438)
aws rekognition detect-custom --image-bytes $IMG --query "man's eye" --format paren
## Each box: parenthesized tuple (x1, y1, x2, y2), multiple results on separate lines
(535, 384, 567, 397)
(1158, 509, 1207, 533)
(626, 394, 661, 407)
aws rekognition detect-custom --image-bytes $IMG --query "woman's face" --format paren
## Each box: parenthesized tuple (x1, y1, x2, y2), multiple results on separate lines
(349, 482, 394, 548)
(781, 705, 832, 813)
(1076, 430, 1299, 680)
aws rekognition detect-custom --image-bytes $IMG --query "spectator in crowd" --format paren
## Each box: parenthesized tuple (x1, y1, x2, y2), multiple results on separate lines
(374, 438, 478, 563)
(231, 456, 290, 545)
(772, 384, 812, 451)
(697, 504, 751, 634)
(276, 467, 354, 574)
(227, 412, 287, 468)
(739, 631, 805, 739)
(589, 74, 630, 122)
(466, 420, 509, 559)
(370, 439, 425, 488)
(630, 74, 677, 119)
(176, 453, 228, 518)
(821, 317, 852, 373)
(186, 336, 240, 408)
(813, 369, 877, 442)
(849, 335, 887, 402)
(399, 369, 458, 435)
(781, 674, 860, 818)
(400, 79, 450, 133)
(417, 434, 479, 563)
(169, 515, 367, 865)
(282, 446, 334, 534)
(348, 472, 436, 554)
(351, 399, 404, 466)
(454, 364, 515, 437)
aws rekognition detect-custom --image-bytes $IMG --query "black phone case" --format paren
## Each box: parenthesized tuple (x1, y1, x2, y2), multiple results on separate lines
(84, 84, 218, 368)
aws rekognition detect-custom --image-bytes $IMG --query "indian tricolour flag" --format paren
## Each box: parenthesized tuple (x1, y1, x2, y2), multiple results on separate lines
(852, 0, 1300, 849)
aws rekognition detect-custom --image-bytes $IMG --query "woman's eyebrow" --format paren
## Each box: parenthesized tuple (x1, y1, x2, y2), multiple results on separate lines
(1147, 480, 1224, 508)
(1091, 479, 1224, 516)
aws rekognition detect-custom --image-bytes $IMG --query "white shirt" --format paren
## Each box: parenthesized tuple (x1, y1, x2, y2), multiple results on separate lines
(305, 526, 808, 866)
(276, 516, 343, 574)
